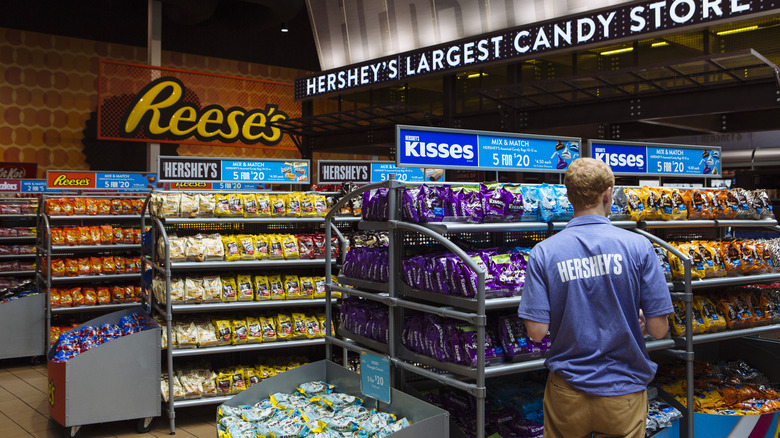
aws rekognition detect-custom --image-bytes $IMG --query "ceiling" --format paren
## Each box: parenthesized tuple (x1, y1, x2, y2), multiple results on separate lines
(0, 0, 320, 71)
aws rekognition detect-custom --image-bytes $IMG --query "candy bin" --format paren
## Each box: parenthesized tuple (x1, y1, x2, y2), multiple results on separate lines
(47, 306, 161, 437)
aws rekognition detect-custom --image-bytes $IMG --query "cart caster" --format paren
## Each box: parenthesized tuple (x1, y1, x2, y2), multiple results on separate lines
(137, 417, 153, 433)
(63, 425, 80, 438)
(30, 355, 42, 365)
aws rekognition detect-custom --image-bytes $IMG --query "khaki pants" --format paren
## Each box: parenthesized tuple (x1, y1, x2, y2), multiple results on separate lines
(543, 372, 648, 438)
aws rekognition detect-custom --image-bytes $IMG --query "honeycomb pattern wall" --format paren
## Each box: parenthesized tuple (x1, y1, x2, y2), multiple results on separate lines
(0, 27, 357, 178)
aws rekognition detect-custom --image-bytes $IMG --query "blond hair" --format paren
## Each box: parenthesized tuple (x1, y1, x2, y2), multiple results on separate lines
(564, 158, 614, 210)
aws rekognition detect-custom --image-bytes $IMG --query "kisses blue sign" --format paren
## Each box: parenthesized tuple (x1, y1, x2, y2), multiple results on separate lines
(396, 125, 580, 173)
(588, 140, 721, 177)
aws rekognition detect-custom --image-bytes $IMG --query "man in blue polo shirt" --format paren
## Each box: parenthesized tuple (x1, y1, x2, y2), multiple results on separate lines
(517, 157, 673, 438)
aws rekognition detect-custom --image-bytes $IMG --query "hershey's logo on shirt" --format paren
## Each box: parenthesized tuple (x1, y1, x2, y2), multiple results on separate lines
(556, 253, 623, 283)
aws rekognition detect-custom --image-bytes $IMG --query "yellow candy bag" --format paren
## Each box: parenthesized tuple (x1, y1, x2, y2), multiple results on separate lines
(276, 314, 293, 340)
(283, 275, 301, 299)
(268, 275, 285, 300)
(291, 313, 308, 339)
(256, 193, 272, 217)
(231, 319, 248, 345)
(260, 316, 277, 342)
(270, 194, 286, 217)
(213, 319, 232, 346)
(242, 193, 260, 218)
(222, 235, 241, 262)
(214, 194, 231, 217)
(221, 276, 238, 302)
(299, 276, 315, 299)
(237, 274, 254, 301)
(254, 276, 271, 300)
(238, 234, 257, 260)
(282, 235, 300, 259)
(268, 235, 284, 259)
(286, 192, 302, 217)
(246, 316, 263, 343)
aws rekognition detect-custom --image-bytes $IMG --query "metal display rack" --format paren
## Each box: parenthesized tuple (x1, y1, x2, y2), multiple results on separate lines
(36, 194, 146, 350)
(324, 180, 780, 438)
(142, 190, 355, 434)
(0, 198, 44, 359)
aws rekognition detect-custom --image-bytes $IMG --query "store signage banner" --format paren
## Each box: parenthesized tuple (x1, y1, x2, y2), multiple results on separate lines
(98, 60, 299, 151)
(0, 162, 37, 179)
(296, 0, 775, 99)
(317, 160, 429, 183)
(589, 140, 721, 177)
(46, 171, 158, 191)
(397, 125, 580, 173)
(0, 179, 62, 193)
(158, 156, 310, 184)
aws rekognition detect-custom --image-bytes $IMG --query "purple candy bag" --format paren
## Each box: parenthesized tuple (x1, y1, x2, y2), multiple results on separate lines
(362, 190, 374, 221)
(458, 324, 480, 367)
(498, 315, 532, 362)
(373, 188, 390, 221)
(505, 185, 524, 222)
(443, 320, 465, 364)
(401, 187, 422, 223)
(490, 252, 524, 297)
(481, 184, 509, 223)
(424, 314, 449, 362)
(455, 186, 483, 223)
(418, 185, 449, 222)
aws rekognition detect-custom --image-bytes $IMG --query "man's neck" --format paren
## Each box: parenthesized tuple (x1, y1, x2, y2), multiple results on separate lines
(573, 206, 607, 218)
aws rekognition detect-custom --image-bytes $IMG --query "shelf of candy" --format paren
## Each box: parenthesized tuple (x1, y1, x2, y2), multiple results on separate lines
(668, 285, 780, 337)
(0, 258, 35, 274)
(0, 279, 38, 303)
(49, 224, 142, 248)
(162, 311, 328, 355)
(151, 273, 335, 306)
(362, 183, 775, 224)
(160, 232, 338, 264)
(49, 311, 156, 362)
(0, 226, 36, 238)
(41, 255, 143, 278)
(401, 247, 529, 301)
(0, 244, 36, 256)
(161, 355, 311, 404)
(49, 284, 144, 310)
(612, 187, 774, 222)
(216, 379, 412, 438)
(0, 201, 37, 215)
(655, 359, 780, 415)
(148, 191, 335, 219)
(45, 197, 144, 216)
(653, 239, 780, 283)
(340, 297, 550, 368)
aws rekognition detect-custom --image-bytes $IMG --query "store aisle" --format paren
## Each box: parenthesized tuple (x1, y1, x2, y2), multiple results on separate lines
(0, 359, 216, 437)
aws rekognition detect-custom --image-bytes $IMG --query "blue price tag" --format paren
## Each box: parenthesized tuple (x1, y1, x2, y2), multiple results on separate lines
(360, 351, 391, 404)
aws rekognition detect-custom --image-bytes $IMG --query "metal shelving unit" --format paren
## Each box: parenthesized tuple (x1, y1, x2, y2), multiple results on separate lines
(36, 194, 146, 353)
(143, 190, 353, 434)
(325, 180, 780, 438)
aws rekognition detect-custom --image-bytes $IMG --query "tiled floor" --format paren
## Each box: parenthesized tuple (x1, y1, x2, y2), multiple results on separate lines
(0, 358, 216, 437)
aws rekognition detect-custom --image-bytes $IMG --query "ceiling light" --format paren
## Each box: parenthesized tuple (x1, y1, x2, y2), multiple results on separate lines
(599, 47, 633, 56)
(281, 22, 289, 33)
(716, 25, 758, 36)
(467, 73, 487, 79)
(651, 41, 669, 47)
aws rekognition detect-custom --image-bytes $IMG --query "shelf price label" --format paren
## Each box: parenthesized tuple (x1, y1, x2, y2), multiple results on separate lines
(370, 162, 431, 183)
(396, 125, 580, 173)
(588, 140, 721, 177)
(360, 350, 391, 404)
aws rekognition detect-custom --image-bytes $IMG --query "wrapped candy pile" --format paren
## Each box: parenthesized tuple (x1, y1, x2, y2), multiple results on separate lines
(656, 359, 780, 415)
(50, 312, 155, 362)
(401, 247, 530, 298)
(341, 298, 550, 366)
(217, 381, 411, 438)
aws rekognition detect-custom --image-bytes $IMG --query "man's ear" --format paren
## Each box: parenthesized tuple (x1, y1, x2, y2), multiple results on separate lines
(603, 186, 613, 204)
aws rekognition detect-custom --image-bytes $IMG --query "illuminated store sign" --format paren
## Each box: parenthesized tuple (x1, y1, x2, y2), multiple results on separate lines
(296, 0, 774, 99)
(588, 140, 721, 177)
(46, 172, 158, 191)
(158, 156, 310, 184)
(317, 160, 429, 183)
(397, 125, 580, 173)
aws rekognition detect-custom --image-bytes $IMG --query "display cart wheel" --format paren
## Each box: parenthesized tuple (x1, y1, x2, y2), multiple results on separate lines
(63, 425, 80, 438)
(136, 417, 153, 433)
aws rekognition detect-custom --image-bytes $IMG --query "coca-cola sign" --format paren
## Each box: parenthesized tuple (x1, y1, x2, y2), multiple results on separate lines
(0, 162, 37, 179)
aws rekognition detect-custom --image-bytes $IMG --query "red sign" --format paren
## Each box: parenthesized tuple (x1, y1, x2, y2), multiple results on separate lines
(0, 179, 21, 192)
(46, 172, 97, 190)
(0, 162, 37, 179)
